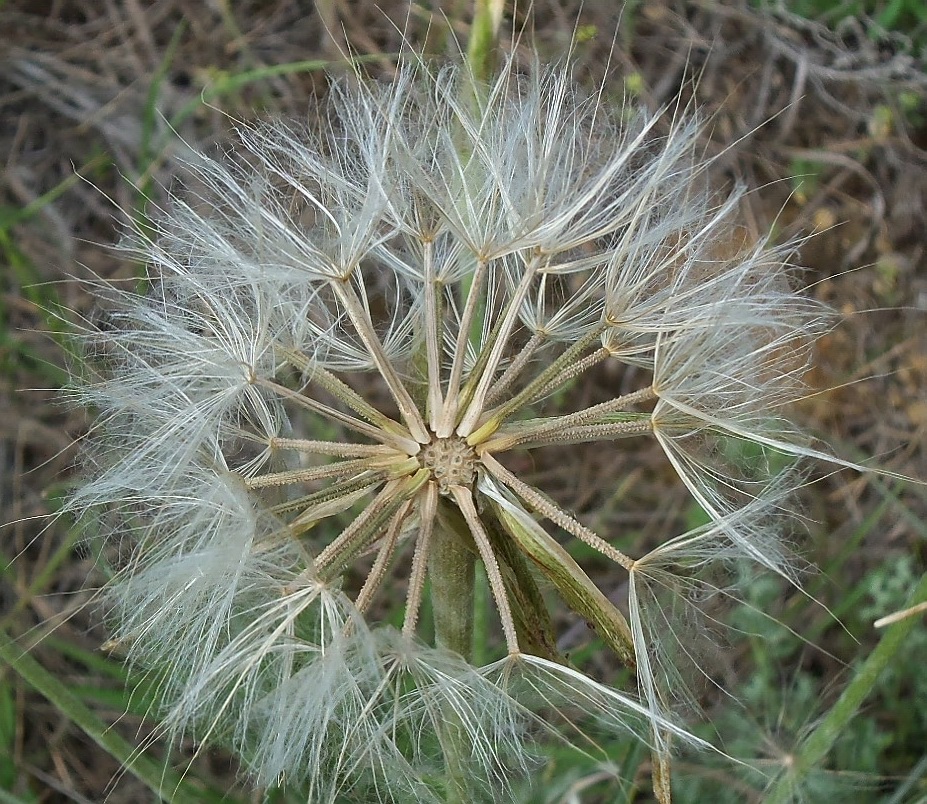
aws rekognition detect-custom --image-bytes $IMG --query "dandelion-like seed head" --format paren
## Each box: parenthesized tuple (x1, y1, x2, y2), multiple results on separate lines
(70, 56, 829, 801)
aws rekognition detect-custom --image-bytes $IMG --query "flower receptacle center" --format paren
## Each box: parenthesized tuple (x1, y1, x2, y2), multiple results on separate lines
(419, 435, 477, 495)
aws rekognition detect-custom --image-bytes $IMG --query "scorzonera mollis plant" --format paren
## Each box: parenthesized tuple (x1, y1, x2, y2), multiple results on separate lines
(69, 56, 835, 802)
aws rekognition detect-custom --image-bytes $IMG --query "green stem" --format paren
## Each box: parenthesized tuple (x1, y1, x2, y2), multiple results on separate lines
(765, 572, 927, 803)
(466, 0, 505, 84)
(429, 510, 475, 803)
(430, 515, 475, 657)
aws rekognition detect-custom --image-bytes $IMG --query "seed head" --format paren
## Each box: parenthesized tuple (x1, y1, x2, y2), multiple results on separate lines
(69, 56, 829, 800)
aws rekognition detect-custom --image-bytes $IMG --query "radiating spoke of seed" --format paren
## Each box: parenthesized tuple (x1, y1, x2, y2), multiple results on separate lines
(269, 473, 382, 516)
(465, 324, 607, 442)
(457, 255, 544, 436)
(487, 420, 654, 450)
(437, 257, 488, 438)
(355, 501, 412, 615)
(331, 281, 430, 443)
(521, 346, 610, 405)
(403, 482, 438, 637)
(421, 238, 446, 429)
(243, 458, 382, 490)
(484, 332, 545, 407)
(316, 469, 430, 579)
(257, 378, 419, 453)
(455, 306, 512, 417)
(278, 346, 412, 439)
(479, 453, 634, 570)
(269, 438, 399, 458)
(450, 484, 520, 655)
(477, 389, 656, 451)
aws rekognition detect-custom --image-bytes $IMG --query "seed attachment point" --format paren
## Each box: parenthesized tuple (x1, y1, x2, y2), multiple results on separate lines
(419, 436, 477, 495)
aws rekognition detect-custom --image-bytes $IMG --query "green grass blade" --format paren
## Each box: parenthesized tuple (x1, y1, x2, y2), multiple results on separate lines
(765, 571, 927, 803)
(0, 534, 82, 631)
(0, 154, 109, 231)
(0, 789, 36, 804)
(0, 628, 233, 804)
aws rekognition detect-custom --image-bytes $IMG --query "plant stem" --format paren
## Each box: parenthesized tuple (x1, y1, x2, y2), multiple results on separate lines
(466, 0, 505, 84)
(430, 518, 476, 658)
(429, 511, 476, 803)
(765, 572, 927, 803)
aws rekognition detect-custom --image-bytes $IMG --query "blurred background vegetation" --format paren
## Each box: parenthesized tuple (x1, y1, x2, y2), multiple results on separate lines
(1, 1, 926, 801)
